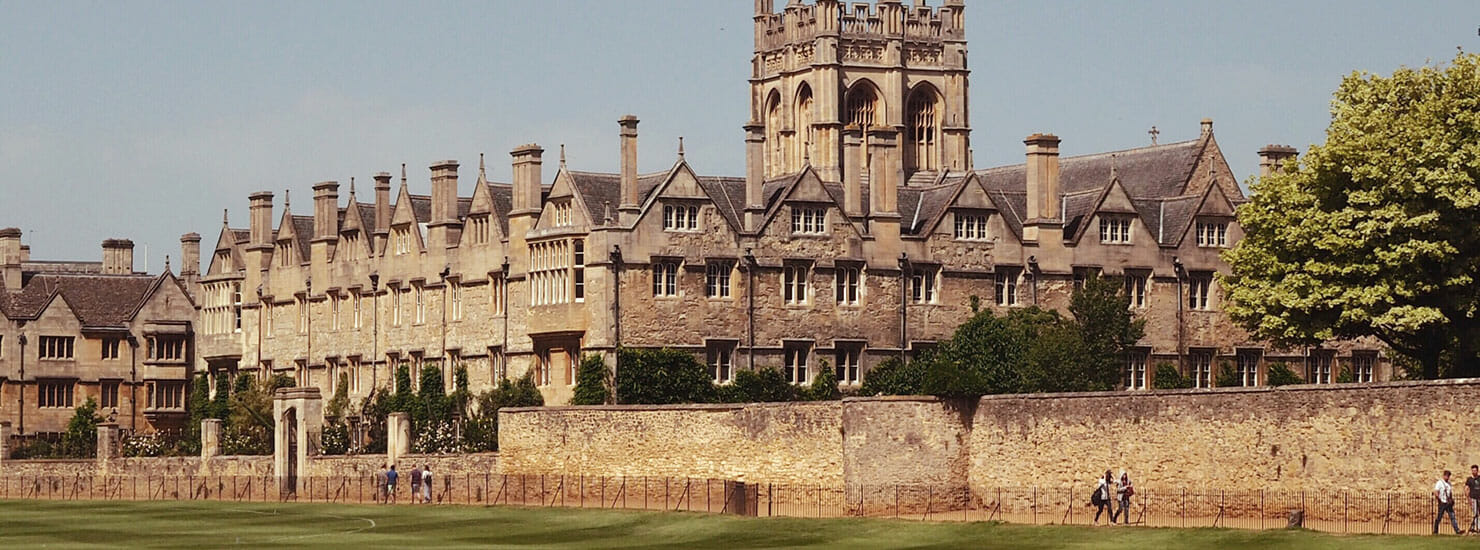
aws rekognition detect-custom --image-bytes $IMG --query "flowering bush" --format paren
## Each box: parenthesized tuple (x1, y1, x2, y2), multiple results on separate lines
(412, 420, 465, 455)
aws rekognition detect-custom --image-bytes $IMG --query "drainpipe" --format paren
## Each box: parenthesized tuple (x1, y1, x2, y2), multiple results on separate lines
(439, 265, 449, 389)
(256, 285, 265, 384)
(500, 258, 509, 382)
(1173, 257, 1186, 374)
(127, 335, 138, 432)
(369, 274, 379, 391)
(609, 246, 623, 404)
(1028, 255, 1040, 305)
(17, 332, 25, 435)
(898, 253, 909, 362)
(744, 248, 757, 372)
(305, 278, 311, 388)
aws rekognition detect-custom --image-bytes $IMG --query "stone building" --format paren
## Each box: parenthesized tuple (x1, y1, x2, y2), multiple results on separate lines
(0, 229, 198, 435)
(194, 0, 1388, 406)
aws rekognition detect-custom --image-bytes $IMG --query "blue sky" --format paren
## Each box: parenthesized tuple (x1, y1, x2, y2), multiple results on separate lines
(2, 0, 1475, 270)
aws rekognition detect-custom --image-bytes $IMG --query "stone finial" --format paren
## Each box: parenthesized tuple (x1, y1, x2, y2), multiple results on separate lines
(349, 176, 356, 196)
(1200, 118, 1213, 136)
(284, 189, 290, 209)
(1148, 126, 1160, 145)
(1110, 154, 1119, 181)
(400, 163, 408, 190)
(479, 152, 487, 180)
(222, 208, 229, 226)
(559, 144, 567, 168)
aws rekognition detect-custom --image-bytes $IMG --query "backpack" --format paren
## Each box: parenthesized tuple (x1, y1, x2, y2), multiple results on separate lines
(1090, 486, 1104, 506)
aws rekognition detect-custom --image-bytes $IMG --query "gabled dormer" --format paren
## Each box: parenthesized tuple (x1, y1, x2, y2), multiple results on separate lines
(272, 201, 310, 269)
(462, 156, 506, 248)
(757, 166, 863, 240)
(388, 182, 427, 257)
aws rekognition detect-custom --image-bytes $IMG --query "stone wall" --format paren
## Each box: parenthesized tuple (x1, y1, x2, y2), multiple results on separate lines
(305, 452, 498, 479)
(499, 401, 843, 485)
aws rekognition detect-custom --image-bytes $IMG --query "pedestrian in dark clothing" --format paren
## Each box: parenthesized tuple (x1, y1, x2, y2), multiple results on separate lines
(409, 466, 422, 504)
(385, 465, 399, 504)
(1093, 470, 1113, 525)
(1436, 469, 1462, 535)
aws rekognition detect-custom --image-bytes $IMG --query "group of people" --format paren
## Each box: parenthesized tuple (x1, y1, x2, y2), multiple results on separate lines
(376, 464, 435, 504)
(1090, 470, 1135, 525)
(1432, 466, 1480, 535)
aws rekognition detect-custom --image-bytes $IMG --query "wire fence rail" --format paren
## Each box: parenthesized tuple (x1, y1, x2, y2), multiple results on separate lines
(0, 473, 1470, 536)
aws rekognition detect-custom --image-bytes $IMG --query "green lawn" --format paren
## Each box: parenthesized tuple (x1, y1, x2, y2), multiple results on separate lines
(0, 499, 1473, 549)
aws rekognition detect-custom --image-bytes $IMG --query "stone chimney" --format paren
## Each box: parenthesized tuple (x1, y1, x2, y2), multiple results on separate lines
(373, 172, 392, 235)
(744, 123, 766, 231)
(0, 227, 21, 291)
(179, 233, 201, 277)
(510, 145, 544, 214)
(428, 160, 460, 249)
(1024, 133, 1062, 222)
(618, 115, 640, 224)
(1258, 145, 1298, 177)
(868, 127, 902, 245)
(312, 181, 340, 240)
(248, 191, 275, 248)
(101, 239, 134, 275)
(19, 245, 28, 263)
(1200, 118, 1214, 137)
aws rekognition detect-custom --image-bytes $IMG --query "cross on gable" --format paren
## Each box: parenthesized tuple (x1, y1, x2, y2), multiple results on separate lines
(1148, 126, 1160, 145)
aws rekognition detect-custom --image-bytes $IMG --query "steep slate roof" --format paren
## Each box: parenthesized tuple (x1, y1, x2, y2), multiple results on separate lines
(409, 195, 432, 223)
(230, 229, 250, 244)
(698, 176, 747, 231)
(486, 183, 514, 235)
(292, 216, 314, 257)
(566, 171, 668, 227)
(4, 273, 161, 328)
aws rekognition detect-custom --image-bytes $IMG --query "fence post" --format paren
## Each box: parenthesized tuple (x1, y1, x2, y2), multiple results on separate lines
(1181, 489, 1186, 528)
(1344, 491, 1349, 533)
(1260, 489, 1264, 530)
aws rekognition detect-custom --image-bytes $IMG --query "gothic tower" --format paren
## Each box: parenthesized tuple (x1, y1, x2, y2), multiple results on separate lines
(745, 0, 970, 210)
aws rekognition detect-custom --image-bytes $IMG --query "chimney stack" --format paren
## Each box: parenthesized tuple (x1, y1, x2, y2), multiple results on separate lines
(1024, 133, 1062, 222)
(1257, 145, 1298, 177)
(248, 192, 275, 248)
(373, 172, 392, 235)
(1200, 118, 1214, 137)
(510, 144, 544, 214)
(0, 227, 21, 291)
(312, 181, 340, 240)
(428, 161, 460, 249)
(744, 123, 766, 231)
(101, 239, 134, 275)
(618, 115, 640, 223)
(180, 233, 201, 277)
(842, 128, 864, 217)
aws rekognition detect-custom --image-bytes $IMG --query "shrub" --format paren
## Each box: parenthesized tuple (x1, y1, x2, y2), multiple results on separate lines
(570, 354, 611, 405)
(1215, 360, 1241, 388)
(859, 356, 925, 396)
(1152, 362, 1192, 389)
(61, 397, 103, 458)
(616, 348, 716, 404)
(720, 367, 795, 403)
(460, 372, 544, 452)
(1267, 362, 1302, 386)
(802, 363, 841, 401)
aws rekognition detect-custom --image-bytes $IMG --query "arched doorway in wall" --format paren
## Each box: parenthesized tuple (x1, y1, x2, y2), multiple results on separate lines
(905, 84, 942, 174)
(282, 407, 298, 496)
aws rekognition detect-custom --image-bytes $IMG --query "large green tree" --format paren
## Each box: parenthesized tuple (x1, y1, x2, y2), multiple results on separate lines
(1223, 52, 1480, 378)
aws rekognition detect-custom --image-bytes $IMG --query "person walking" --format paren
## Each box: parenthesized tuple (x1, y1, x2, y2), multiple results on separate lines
(1436, 469, 1462, 535)
(385, 465, 399, 505)
(1111, 471, 1134, 525)
(1093, 470, 1113, 525)
(409, 465, 423, 505)
(1467, 465, 1480, 534)
(422, 465, 433, 504)
(374, 465, 388, 504)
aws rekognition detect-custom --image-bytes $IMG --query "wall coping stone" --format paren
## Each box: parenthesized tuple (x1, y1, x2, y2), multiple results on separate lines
(973, 377, 1480, 403)
(503, 400, 842, 414)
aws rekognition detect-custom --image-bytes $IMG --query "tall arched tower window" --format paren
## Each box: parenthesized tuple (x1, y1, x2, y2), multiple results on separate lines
(795, 84, 815, 167)
(906, 85, 941, 173)
(845, 83, 879, 129)
(765, 90, 783, 178)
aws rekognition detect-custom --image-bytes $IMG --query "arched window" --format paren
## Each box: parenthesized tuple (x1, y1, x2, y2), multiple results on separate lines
(905, 85, 941, 172)
(795, 84, 815, 167)
(765, 90, 783, 178)
(845, 82, 879, 129)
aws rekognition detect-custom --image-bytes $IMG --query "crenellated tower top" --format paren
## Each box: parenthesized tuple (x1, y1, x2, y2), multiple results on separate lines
(754, 0, 966, 54)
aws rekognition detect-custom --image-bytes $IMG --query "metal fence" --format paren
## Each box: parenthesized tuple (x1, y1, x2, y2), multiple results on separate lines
(0, 473, 1471, 536)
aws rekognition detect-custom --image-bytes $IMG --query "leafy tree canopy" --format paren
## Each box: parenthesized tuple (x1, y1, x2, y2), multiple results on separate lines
(1224, 52, 1480, 378)
(616, 348, 716, 404)
(570, 354, 612, 405)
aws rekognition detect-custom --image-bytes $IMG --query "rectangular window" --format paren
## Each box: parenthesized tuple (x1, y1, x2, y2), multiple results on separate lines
(1187, 272, 1212, 310)
(1072, 267, 1101, 291)
(489, 347, 506, 383)
(490, 278, 506, 315)
(392, 288, 403, 326)
(277, 242, 293, 266)
(791, 206, 827, 235)
(994, 268, 1021, 306)
(1196, 220, 1229, 247)
(37, 381, 74, 408)
(1236, 350, 1261, 387)
(910, 267, 938, 304)
(953, 212, 990, 241)
(835, 265, 860, 306)
(265, 301, 275, 334)
(783, 264, 810, 304)
(101, 338, 121, 360)
(149, 381, 185, 410)
(1099, 216, 1132, 244)
(297, 297, 308, 333)
(835, 345, 861, 386)
(393, 227, 413, 255)
(1123, 350, 1148, 390)
(353, 292, 363, 329)
(573, 239, 585, 302)
(38, 336, 75, 360)
(1124, 271, 1148, 308)
(100, 381, 120, 409)
(707, 342, 735, 384)
(706, 260, 733, 299)
(414, 284, 425, 324)
(652, 261, 679, 297)
(1190, 350, 1213, 388)
(232, 282, 243, 333)
(1352, 353, 1376, 383)
(1308, 350, 1333, 384)
(348, 356, 363, 393)
(662, 204, 699, 231)
(451, 284, 464, 320)
(784, 344, 810, 384)
(149, 336, 187, 361)
(331, 294, 341, 330)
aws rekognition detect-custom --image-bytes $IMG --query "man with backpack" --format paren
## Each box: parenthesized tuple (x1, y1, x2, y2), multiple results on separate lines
(1092, 470, 1113, 524)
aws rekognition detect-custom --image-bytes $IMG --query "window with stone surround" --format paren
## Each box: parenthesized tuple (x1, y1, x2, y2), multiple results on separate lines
(1190, 350, 1213, 388)
(38, 336, 75, 360)
(1123, 349, 1148, 390)
(783, 263, 811, 305)
(953, 211, 989, 241)
(148, 380, 184, 410)
(1124, 270, 1149, 309)
(341, 232, 363, 260)
(100, 381, 120, 409)
(551, 200, 574, 228)
(573, 239, 585, 302)
(1307, 349, 1334, 384)
(835, 344, 862, 386)
(451, 283, 464, 320)
(706, 260, 734, 299)
(791, 206, 827, 235)
(530, 240, 573, 305)
(276, 241, 295, 266)
(489, 347, 506, 383)
(784, 343, 811, 384)
(1352, 352, 1376, 383)
(652, 260, 679, 297)
(1187, 272, 1213, 310)
(102, 338, 121, 360)
(1196, 219, 1229, 247)
(1237, 349, 1261, 387)
(467, 215, 491, 245)
(662, 204, 699, 232)
(297, 297, 308, 333)
(1072, 266, 1101, 291)
(265, 301, 276, 334)
(1099, 216, 1132, 244)
(707, 341, 735, 384)
(331, 294, 341, 330)
(835, 264, 861, 306)
(910, 266, 938, 304)
(413, 284, 426, 324)
(994, 268, 1021, 306)
(393, 226, 413, 255)
(392, 288, 403, 326)
(353, 291, 362, 329)
(38, 380, 74, 408)
(490, 277, 507, 315)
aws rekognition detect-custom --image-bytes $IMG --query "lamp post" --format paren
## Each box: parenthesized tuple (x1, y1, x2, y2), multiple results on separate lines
(608, 247, 622, 404)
